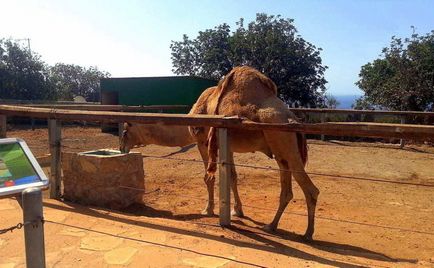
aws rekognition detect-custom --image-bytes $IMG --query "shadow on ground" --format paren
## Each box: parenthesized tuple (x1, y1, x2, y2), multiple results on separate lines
(44, 201, 417, 267)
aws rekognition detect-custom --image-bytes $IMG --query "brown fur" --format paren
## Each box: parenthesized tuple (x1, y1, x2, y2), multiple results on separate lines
(206, 66, 305, 173)
(120, 123, 194, 153)
(189, 66, 318, 240)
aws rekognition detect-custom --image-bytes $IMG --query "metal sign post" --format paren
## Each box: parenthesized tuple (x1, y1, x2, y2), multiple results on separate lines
(22, 187, 46, 268)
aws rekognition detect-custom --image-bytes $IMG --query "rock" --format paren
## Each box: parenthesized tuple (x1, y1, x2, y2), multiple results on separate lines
(62, 150, 145, 209)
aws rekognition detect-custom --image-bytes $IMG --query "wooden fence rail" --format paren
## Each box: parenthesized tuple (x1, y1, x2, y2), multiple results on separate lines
(1, 104, 434, 226)
(288, 108, 434, 117)
(289, 107, 434, 142)
(13, 104, 434, 117)
(0, 105, 433, 140)
(22, 104, 190, 112)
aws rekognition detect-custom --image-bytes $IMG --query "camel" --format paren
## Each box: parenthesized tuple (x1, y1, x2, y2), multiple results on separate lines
(188, 66, 319, 240)
(119, 123, 195, 153)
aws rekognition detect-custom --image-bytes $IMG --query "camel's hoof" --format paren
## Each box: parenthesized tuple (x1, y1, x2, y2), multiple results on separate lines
(201, 209, 214, 216)
(302, 233, 314, 242)
(262, 224, 277, 233)
(231, 209, 245, 218)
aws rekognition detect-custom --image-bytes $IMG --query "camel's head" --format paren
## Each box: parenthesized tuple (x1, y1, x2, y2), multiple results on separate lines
(119, 122, 135, 153)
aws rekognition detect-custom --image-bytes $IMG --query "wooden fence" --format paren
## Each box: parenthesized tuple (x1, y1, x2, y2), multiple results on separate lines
(22, 104, 190, 112)
(288, 108, 434, 146)
(1, 104, 434, 226)
(289, 107, 434, 117)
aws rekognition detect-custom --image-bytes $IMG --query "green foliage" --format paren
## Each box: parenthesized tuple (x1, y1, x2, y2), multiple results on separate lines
(324, 94, 340, 109)
(0, 39, 110, 102)
(352, 96, 377, 110)
(356, 29, 434, 111)
(0, 39, 55, 100)
(171, 13, 328, 106)
(50, 63, 110, 102)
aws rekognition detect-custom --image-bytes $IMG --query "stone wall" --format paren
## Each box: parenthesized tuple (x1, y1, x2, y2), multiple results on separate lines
(62, 150, 144, 209)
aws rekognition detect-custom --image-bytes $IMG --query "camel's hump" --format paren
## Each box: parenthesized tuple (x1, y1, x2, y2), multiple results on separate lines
(217, 66, 277, 97)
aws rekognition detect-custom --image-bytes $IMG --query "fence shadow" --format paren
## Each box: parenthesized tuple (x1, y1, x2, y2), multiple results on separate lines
(162, 143, 197, 157)
(317, 140, 434, 155)
(43, 201, 416, 267)
(231, 216, 417, 264)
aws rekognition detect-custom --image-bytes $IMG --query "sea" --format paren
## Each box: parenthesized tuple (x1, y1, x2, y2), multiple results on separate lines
(334, 95, 361, 109)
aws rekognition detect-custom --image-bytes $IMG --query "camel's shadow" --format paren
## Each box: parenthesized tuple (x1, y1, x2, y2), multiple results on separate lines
(44, 201, 418, 267)
(232, 216, 416, 264)
(130, 204, 417, 263)
(125, 203, 417, 265)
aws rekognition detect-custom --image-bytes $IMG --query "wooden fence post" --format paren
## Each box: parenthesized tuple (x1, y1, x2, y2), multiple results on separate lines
(118, 108, 124, 143)
(118, 122, 124, 142)
(320, 113, 325, 141)
(48, 119, 61, 199)
(400, 115, 405, 148)
(218, 128, 231, 226)
(0, 114, 6, 138)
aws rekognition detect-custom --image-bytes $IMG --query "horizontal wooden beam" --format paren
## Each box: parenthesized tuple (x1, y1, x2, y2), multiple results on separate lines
(11, 103, 434, 117)
(0, 105, 433, 141)
(289, 108, 434, 117)
(240, 121, 434, 140)
(0, 100, 98, 105)
(0, 105, 241, 127)
(23, 104, 190, 112)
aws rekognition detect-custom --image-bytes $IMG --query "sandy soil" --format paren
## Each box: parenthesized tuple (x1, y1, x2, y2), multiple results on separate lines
(1, 125, 434, 267)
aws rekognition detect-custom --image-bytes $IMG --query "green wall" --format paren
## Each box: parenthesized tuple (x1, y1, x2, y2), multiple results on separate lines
(100, 76, 216, 112)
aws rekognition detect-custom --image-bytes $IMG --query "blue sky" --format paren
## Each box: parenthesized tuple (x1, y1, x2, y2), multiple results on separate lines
(1, 0, 433, 96)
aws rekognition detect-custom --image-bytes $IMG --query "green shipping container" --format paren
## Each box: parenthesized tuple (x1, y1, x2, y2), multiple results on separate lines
(100, 76, 217, 113)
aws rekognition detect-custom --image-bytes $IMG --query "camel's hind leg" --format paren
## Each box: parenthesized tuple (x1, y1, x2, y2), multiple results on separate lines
(197, 142, 215, 216)
(263, 157, 293, 231)
(264, 131, 319, 241)
(228, 152, 244, 217)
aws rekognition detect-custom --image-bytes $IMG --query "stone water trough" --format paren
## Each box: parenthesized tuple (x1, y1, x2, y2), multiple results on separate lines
(62, 150, 144, 209)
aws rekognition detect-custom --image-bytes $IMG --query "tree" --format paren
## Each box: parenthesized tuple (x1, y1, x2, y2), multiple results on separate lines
(0, 39, 56, 100)
(324, 94, 340, 109)
(50, 63, 110, 102)
(356, 29, 434, 111)
(171, 13, 328, 106)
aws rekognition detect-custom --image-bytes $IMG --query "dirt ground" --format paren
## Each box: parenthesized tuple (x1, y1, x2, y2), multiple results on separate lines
(1, 125, 434, 267)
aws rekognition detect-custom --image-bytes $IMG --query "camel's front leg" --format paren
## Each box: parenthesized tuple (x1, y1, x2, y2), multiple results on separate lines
(229, 152, 244, 217)
(202, 174, 215, 215)
(197, 142, 215, 215)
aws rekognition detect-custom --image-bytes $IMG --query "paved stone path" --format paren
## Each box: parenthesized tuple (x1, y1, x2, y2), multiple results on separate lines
(0, 198, 431, 267)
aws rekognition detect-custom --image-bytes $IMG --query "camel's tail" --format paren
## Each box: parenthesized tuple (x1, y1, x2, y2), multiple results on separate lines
(205, 69, 236, 176)
(206, 66, 280, 175)
(206, 127, 218, 175)
(297, 132, 308, 167)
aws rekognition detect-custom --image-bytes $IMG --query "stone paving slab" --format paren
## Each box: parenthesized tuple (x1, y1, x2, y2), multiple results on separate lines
(182, 256, 235, 268)
(1, 198, 430, 267)
(104, 247, 138, 265)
